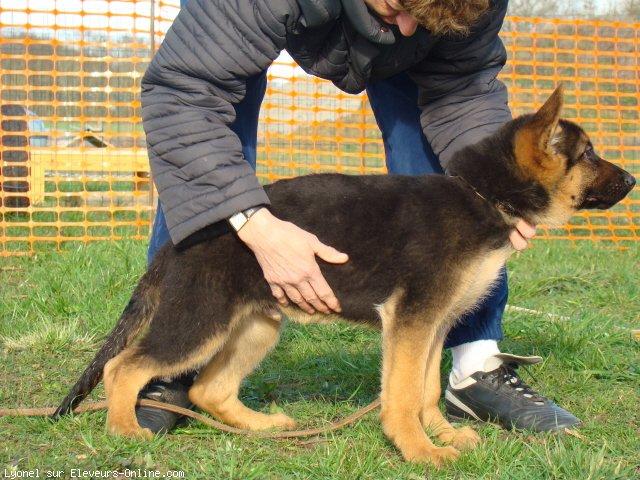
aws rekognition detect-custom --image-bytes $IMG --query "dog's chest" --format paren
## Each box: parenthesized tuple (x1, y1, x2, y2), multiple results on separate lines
(447, 247, 512, 322)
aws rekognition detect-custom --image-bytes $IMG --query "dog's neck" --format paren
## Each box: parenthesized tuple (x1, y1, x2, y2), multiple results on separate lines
(446, 130, 550, 226)
(453, 175, 522, 224)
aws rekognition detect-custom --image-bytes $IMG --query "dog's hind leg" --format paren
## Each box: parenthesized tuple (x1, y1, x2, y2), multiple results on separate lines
(103, 308, 235, 438)
(378, 292, 460, 467)
(103, 348, 157, 439)
(420, 335, 480, 451)
(188, 310, 296, 431)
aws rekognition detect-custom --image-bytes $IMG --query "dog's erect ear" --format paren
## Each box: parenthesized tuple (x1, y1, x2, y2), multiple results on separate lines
(514, 85, 565, 185)
(531, 84, 563, 151)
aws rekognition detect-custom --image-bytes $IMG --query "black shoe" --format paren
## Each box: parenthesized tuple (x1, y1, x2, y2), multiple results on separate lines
(136, 372, 196, 434)
(445, 353, 581, 432)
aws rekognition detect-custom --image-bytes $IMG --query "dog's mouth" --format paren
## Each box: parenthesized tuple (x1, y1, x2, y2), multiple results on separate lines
(579, 174, 636, 210)
(579, 195, 616, 210)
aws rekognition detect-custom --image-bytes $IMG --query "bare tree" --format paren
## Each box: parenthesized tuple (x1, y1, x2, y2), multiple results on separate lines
(621, 0, 640, 19)
(579, 0, 598, 16)
(507, 0, 562, 17)
(508, 0, 639, 19)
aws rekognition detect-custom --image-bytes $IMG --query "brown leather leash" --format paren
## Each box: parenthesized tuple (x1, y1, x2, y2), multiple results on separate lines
(0, 397, 381, 439)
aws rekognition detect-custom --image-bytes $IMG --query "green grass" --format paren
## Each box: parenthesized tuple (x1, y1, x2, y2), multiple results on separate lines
(1, 240, 639, 479)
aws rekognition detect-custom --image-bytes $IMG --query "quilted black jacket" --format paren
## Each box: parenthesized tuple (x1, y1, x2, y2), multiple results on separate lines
(141, 0, 511, 243)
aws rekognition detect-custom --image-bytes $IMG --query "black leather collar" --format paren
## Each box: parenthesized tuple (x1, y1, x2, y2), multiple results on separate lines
(454, 175, 520, 218)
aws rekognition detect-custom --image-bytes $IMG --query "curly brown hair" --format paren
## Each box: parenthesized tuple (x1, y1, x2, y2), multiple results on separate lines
(400, 0, 491, 36)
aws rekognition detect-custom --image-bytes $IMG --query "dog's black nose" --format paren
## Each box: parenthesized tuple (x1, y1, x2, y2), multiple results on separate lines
(623, 172, 636, 188)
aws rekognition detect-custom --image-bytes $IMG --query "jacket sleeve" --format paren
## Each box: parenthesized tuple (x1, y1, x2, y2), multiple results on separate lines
(408, 0, 511, 170)
(141, 0, 299, 244)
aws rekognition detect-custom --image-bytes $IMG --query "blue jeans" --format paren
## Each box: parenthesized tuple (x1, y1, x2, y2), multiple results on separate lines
(147, 71, 506, 348)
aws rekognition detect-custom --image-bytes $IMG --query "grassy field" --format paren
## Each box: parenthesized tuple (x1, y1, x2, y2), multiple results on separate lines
(1, 240, 638, 479)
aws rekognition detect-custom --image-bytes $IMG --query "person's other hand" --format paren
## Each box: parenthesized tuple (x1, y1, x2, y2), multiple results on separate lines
(509, 219, 536, 251)
(237, 209, 349, 315)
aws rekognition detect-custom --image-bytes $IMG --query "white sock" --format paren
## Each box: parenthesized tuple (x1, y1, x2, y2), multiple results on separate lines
(451, 339, 500, 383)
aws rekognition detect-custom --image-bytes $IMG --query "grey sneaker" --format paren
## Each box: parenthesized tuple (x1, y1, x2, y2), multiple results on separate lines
(445, 353, 581, 432)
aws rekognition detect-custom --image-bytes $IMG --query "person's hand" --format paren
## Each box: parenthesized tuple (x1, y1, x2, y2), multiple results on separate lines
(509, 219, 536, 251)
(237, 209, 349, 315)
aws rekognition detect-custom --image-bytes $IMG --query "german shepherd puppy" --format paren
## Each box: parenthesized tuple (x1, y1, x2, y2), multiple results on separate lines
(54, 86, 635, 466)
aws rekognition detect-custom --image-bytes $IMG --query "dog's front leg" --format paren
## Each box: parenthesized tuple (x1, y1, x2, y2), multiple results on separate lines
(379, 309, 459, 467)
(420, 337, 480, 451)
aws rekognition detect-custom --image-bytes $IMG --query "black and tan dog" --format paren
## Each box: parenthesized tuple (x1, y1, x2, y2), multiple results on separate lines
(54, 87, 634, 466)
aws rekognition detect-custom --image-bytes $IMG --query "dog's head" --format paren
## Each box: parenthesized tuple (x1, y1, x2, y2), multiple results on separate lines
(449, 85, 636, 226)
(511, 85, 635, 225)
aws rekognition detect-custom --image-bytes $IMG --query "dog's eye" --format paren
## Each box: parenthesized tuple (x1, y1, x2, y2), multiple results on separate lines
(582, 145, 594, 159)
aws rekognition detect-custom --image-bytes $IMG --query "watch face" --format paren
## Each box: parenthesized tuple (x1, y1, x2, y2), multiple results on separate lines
(228, 212, 247, 232)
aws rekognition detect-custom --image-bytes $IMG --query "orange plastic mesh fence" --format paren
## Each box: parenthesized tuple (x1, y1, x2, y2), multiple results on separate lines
(1, 2, 638, 256)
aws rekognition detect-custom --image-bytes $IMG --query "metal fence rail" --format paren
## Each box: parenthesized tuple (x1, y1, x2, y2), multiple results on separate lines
(1, 2, 638, 255)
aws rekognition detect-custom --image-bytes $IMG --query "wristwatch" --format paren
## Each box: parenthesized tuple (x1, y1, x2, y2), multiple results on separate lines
(227, 206, 265, 232)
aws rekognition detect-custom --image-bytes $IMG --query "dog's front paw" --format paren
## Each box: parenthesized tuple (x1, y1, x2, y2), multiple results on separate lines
(443, 426, 480, 451)
(402, 444, 460, 468)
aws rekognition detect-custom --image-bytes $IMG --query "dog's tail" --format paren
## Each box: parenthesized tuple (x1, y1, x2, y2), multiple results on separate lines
(51, 270, 161, 419)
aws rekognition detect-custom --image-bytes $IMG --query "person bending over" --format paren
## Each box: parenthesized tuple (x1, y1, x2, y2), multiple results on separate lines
(136, 0, 580, 433)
